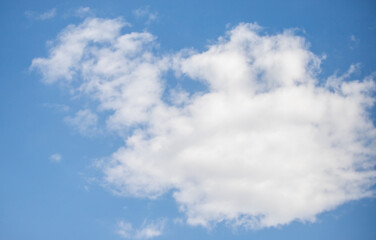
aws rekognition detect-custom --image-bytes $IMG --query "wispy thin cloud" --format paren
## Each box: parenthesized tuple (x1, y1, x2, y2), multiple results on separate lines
(49, 153, 62, 163)
(74, 7, 93, 18)
(117, 219, 165, 239)
(64, 109, 99, 136)
(350, 34, 360, 50)
(25, 8, 57, 21)
(133, 6, 158, 24)
(42, 103, 70, 112)
(61, 6, 94, 19)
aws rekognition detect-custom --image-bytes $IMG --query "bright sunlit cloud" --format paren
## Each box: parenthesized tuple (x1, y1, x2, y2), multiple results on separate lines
(32, 17, 376, 229)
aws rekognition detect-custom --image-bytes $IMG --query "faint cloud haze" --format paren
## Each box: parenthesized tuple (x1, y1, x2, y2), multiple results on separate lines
(133, 6, 158, 24)
(64, 109, 99, 136)
(117, 219, 165, 239)
(49, 153, 62, 163)
(25, 8, 56, 20)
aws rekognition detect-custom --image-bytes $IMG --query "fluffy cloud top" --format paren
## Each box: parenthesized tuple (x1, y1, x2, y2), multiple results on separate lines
(32, 18, 376, 229)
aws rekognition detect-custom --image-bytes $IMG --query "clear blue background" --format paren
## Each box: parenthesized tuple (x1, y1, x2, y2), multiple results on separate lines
(1, 0, 376, 239)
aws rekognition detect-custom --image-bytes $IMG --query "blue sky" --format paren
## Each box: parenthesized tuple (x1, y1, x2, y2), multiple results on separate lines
(1, 1, 376, 239)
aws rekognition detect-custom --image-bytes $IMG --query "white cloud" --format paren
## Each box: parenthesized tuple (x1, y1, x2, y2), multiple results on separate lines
(116, 219, 165, 239)
(25, 8, 57, 20)
(32, 18, 376, 229)
(50, 153, 62, 163)
(31, 17, 127, 83)
(64, 109, 99, 136)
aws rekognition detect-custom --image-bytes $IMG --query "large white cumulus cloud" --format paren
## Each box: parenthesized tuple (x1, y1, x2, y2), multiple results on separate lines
(32, 18, 376, 228)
